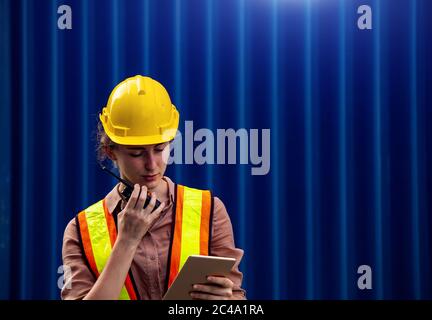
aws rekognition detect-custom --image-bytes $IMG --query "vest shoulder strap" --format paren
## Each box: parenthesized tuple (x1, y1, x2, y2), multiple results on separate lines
(76, 198, 137, 300)
(166, 184, 215, 289)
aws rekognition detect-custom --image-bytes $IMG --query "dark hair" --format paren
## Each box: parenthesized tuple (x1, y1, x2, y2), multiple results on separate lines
(96, 121, 118, 164)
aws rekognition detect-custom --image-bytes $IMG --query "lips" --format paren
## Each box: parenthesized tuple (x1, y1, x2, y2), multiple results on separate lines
(143, 174, 158, 178)
(142, 173, 159, 181)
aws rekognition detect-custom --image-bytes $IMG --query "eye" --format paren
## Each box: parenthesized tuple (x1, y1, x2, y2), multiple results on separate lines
(129, 153, 142, 158)
(155, 149, 164, 153)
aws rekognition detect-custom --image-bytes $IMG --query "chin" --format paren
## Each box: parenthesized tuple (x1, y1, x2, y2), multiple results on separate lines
(139, 176, 161, 189)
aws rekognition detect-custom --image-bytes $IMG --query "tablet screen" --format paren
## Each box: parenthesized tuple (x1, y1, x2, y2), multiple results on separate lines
(163, 255, 236, 300)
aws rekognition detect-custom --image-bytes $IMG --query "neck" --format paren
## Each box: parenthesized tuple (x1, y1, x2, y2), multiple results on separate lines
(147, 178, 168, 201)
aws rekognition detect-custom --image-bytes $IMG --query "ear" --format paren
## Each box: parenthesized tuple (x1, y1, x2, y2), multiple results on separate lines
(104, 145, 117, 161)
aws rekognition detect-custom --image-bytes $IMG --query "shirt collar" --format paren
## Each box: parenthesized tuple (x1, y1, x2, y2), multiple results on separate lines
(104, 175, 175, 214)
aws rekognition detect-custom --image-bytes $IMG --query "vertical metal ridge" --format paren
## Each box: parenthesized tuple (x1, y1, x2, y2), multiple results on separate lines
(20, 0, 32, 299)
(112, 0, 119, 82)
(0, 0, 12, 299)
(304, 0, 314, 300)
(110, 0, 120, 186)
(174, 0, 182, 183)
(373, 0, 384, 299)
(271, 0, 280, 300)
(338, 0, 348, 300)
(143, 0, 150, 74)
(50, 0, 59, 299)
(205, 0, 214, 188)
(409, 0, 421, 299)
(237, 0, 247, 290)
(81, 0, 89, 208)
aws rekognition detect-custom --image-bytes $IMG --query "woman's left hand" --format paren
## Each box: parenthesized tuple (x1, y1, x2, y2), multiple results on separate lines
(190, 276, 234, 300)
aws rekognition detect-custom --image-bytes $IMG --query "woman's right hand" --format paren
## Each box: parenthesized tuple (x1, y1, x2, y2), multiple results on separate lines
(116, 184, 166, 247)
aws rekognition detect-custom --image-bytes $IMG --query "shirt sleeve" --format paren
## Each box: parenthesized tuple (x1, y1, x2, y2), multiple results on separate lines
(210, 196, 247, 300)
(60, 217, 96, 300)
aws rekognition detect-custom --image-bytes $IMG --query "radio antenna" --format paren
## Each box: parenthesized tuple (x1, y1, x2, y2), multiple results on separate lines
(98, 163, 133, 188)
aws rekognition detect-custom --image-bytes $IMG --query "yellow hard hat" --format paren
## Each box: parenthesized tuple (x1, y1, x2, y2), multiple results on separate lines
(99, 75, 179, 145)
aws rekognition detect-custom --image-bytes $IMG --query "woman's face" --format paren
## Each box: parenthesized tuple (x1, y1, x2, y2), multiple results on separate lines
(107, 142, 171, 190)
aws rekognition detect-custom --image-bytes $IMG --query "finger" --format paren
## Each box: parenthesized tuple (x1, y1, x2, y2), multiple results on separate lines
(124, 184, 141, 210)
(192, 284, 232, 297)
(135, 185, 148, 210)
(189, 292, 228, 300)
(206, 276, 234, 289)
(145, 192, 157, 212)
(145, 202, 165, 231)
(148, 201, 165, 220)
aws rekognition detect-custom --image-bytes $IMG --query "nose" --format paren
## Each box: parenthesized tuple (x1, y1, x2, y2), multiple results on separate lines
(145, 152, 158, 172)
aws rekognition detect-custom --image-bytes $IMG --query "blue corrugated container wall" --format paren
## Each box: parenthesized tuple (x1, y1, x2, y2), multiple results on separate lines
(0, 0, 431, 299)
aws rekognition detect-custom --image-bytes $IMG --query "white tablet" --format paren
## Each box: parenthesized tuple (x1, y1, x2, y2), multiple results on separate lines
(163, 255, 236, 300)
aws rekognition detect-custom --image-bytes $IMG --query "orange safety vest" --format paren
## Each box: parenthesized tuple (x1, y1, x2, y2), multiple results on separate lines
(76, 184, 214, 300)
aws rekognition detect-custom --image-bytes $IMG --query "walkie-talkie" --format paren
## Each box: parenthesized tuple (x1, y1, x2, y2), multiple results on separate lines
(100, 164, 161, 212)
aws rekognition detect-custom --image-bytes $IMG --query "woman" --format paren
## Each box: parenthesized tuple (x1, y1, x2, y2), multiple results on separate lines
(61, 75, 246, 300)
